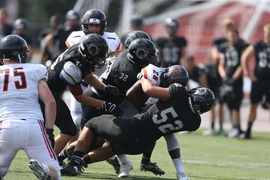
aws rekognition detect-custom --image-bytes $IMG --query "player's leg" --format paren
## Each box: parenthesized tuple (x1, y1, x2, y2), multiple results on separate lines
(140, 141, 165, 175)
(241, 81, 265, 139)
(0, 121, 20, 179)
(54, 96, 77, 155)
(164, 134, 190, 180)
(26, 121, 61, 180)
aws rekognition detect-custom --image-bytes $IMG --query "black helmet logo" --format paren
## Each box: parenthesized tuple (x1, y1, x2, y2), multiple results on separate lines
(88, 44, 99, 56)
(135, 48, 149, 60)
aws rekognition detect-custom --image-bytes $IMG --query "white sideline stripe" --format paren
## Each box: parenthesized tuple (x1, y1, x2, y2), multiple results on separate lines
(185, 159, 270, 169)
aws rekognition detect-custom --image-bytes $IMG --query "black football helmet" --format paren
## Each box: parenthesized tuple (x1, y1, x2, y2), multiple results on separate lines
(81, 9, 107, 35)
(124, 30, 151, 49)
(13, 18, 29, 29)
(161, 65, 189, 87)
(0, 35, 29, 64)
(78, 34, 108, 69)
(127, 38, 158, 68)
(219, 85, 235, 104)
(65, 10, 81, 21)
(130, 14, 143, 29)
(165, 18, 179, 36)
(188, 87, 215, 114)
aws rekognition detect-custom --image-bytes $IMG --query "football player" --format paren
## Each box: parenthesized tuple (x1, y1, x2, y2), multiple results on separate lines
(155, 18, 187, 67)
(65, 10, 122, 164)
(127, 64, 191, 180)
(40, 33, 123, 156)
(0, 35, 61, 180)
(59, 36, 162, 178)
(218, 28, 250, 138)
(240, 23, 270, 139)
(60, 66, 215, 180)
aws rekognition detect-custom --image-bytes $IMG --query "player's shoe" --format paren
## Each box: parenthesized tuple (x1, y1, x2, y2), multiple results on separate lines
(140, 162, 165, 175)
(202, 128, 215, 136)
(118, 161, 133, 178)
(176, 171, 190, 180)
(106, 157, 121, 174)
(60, 163, 79, 176)
(228, 128, 239, 138)
(29, 159, 53, 180)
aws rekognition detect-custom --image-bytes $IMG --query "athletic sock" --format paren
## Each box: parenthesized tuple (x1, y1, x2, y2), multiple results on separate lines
(173, 157, 184, 173)
(141, 153, 151, 164)
(118, 154, 129, 164)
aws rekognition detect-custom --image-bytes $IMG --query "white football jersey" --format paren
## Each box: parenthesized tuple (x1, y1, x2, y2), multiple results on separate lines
(0, 63, 48, 121)
(141, 64, 166, 86)
(65, 31, 122, 54)
(141, 64, 166, 105)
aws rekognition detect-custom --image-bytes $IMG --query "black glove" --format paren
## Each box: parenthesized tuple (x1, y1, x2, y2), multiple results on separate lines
(104, 85, 120, 97)
(169, 83, 183, 96)
(102, 101, 123, 117)
(46, 128, 55, 148)
(222, 76, 235, 86)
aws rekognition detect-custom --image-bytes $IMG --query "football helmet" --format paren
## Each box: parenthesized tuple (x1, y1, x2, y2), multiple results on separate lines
(65, 10, 81, 21)
(13, 18, 29, 29)
(219, 85, 235, 104)
(124, 30, 151, 49)
(130, 14, 143, 29)
(165, 18, 179, 36)
(127, 38, 158, 68)
(188, 87, 215, 114)
(0, 35, 29, 63)
(81, 9, 107, 35)
(161, 65, 189, 87)
(78, 34, 108, 69)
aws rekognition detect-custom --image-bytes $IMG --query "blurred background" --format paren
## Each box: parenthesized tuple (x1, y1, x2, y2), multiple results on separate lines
(1, 0, 269, 64)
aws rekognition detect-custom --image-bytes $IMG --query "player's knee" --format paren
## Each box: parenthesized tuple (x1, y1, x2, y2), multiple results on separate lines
(164, 134, 180, 151)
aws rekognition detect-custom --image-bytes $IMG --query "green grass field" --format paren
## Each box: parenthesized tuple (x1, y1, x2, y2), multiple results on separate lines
(4, 128, 270, 180)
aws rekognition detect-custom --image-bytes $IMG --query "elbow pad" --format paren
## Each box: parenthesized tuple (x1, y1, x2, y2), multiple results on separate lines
(60, 61, 82, 86)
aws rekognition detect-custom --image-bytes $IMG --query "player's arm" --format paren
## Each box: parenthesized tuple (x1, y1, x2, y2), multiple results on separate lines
(38, 79, 56, 129)
(140, 76, 171, 100)
(69, 85, 104, 108)
(218, 54, 226, 78)
(241, 44, 255, 77)
(84, 73, 107, 91)
(126, 80, 149, 109)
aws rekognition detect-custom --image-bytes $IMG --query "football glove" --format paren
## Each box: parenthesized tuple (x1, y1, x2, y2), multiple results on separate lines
(102, 101, 123, 117)
(104, 85, 120, 97)
(169, 83, 183, 95)
(46, 128, 55, 148)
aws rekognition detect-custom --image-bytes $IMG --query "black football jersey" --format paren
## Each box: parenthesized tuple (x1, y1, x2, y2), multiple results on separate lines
(155, 37, 187, 67)
(212, 37, 227, 50)
(189, 66, 205, 83)
(253, 40, 270, 82)
(128, 87, 201, 143)
(46, 43, 93, 95)
(219, 39, 249, 79)
(97, 49, 142, 103)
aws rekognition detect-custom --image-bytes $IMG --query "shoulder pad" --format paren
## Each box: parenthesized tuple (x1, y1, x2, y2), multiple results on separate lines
(59, 61, 82, 86)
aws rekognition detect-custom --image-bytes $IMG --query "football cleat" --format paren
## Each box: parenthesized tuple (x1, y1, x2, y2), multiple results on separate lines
(60, 163, 79, 176)
(118, 161, 133, 178)
(176, 171, 190, 180)
(202, 128, 215, 136)
(140, 162, 165, 175)
(106, 157, 121, 174)
(29, 159, 53, 180)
